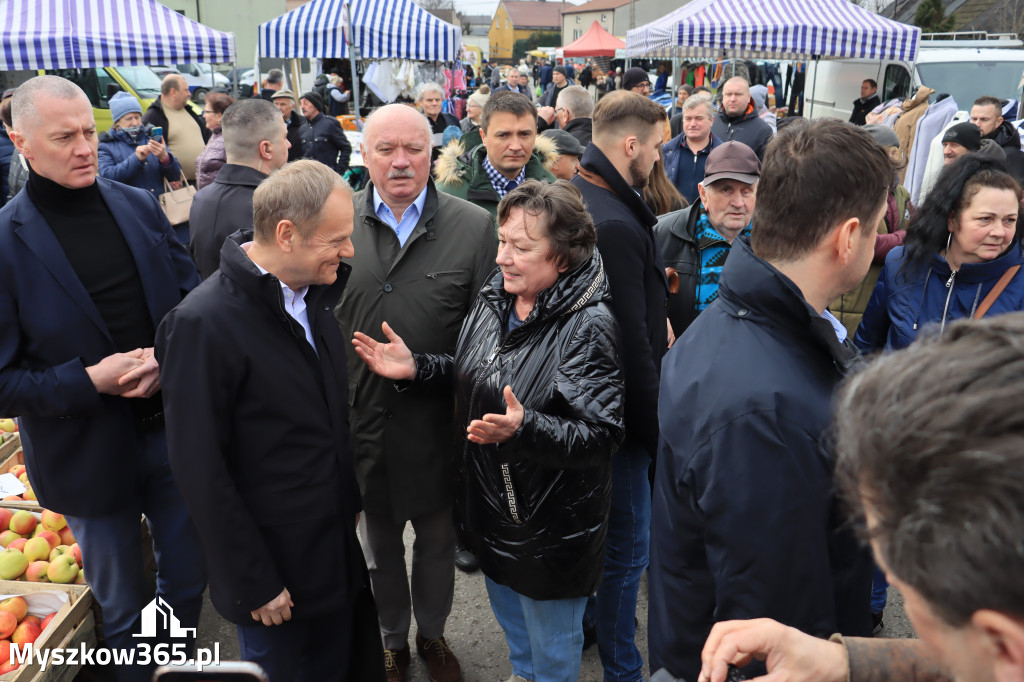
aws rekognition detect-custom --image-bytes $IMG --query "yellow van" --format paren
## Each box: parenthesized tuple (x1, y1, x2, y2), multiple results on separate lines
(38, 66, 200, 132)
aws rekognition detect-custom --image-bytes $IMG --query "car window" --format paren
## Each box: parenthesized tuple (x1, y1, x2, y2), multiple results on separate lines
(883, 64, 911, 101)
(917, 61, 1024, 106)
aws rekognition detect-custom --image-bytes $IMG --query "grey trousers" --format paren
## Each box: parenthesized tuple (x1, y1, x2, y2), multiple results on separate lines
(358, 504, 457, 650)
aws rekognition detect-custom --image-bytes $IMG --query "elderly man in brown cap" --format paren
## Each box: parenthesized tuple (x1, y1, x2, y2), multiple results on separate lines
(654, 140, 760, 337)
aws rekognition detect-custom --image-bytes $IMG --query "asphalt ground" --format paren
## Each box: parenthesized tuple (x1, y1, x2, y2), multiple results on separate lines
(188, 525, 915, 681)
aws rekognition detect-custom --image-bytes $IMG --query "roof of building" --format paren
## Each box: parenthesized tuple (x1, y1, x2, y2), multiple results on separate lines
(464, 14, 493, 25)
(561, 0, 631, 14)
(501, 0, 564, 28)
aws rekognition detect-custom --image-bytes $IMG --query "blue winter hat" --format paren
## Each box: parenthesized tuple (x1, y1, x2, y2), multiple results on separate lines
(110, 91, 142, 124)
(442, 125, 462, 147)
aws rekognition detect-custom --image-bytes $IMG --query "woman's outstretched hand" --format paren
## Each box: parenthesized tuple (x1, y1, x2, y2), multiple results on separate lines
(352, 321, 417, 381)
(467, 385, 524, 444)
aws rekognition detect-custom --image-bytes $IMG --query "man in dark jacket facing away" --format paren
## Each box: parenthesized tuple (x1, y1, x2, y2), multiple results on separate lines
(189, 99, 291, 279)
(970, 95, 1024, 184)
(711, 77, 773, 161)
(336, 104, 496, 682)
(649, 119, 885, 681)
(572, 89, 669, 682)
(157, 160, 383, 682)
(271, 89, 305, 161)
(555, 84, 594, 147)
(299, 90, 352, 177)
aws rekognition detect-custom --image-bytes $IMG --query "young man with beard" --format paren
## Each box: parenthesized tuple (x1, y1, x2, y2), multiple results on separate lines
(572, 89, 670, 682)
(970, 95, 1024, 183)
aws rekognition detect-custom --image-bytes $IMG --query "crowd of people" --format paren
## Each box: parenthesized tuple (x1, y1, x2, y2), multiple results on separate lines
(0, 60, 1023, 682)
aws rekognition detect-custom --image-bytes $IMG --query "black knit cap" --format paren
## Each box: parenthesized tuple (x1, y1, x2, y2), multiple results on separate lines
(941, 122, 982, 152)
(300, 90, 325, 113)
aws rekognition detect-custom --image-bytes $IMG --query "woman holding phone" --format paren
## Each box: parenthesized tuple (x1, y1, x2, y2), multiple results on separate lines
(98, 91, 182, 197)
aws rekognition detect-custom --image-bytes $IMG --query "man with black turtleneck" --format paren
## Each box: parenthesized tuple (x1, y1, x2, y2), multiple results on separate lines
(0, 76, 204, 682)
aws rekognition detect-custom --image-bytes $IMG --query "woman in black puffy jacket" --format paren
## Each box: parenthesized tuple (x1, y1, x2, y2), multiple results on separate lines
(354, 180, 625, 682)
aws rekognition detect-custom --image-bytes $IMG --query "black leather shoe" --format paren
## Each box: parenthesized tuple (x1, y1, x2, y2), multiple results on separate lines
(454, 545, 479, 573)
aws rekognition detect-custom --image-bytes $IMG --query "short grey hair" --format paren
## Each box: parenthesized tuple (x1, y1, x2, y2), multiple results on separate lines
(253, 160, 350, 245)
(223, 98, 285, 163)
(12, 75, 88, 132)
(267, 69, 284, 85)
(556, 85, 593, 119)
(417, 82, 444, 100)
(683, 93, 715, 119)
(517, 67, 530, 76)
(362, 103, 432, 148)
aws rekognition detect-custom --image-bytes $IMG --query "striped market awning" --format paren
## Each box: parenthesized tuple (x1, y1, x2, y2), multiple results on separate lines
(0, 0, 236, 70)
(259, 0, 462, 62)
(626, 0, 920, 62)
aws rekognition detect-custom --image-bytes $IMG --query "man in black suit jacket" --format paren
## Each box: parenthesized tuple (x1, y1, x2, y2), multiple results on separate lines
(157, 160, 382, 682)
(850, 79, 881, 126)
(0, 76, 204, 682)
(571, 90, 669, 682)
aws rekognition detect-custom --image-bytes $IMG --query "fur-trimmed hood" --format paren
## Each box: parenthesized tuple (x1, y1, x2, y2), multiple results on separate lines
(434, 133, 559, 186)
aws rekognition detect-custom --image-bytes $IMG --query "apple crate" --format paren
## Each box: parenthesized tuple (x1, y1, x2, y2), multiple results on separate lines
(0, 582, 95, 682)
(0, 441, 40, 513)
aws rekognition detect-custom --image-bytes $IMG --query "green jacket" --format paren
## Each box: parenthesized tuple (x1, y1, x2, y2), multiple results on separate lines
(433, 136, 557, 224)
(335, 180, 497, 521)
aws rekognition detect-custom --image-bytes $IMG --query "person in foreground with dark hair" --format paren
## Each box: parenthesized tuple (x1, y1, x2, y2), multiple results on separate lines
(650, 119, 888, 682)
(353, 180, 625, 682)
(855, 154, 1023, 352)
(699, 312, 1024, 682)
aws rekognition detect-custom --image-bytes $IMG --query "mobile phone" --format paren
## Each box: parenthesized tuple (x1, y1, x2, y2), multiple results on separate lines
(151, 126, 163, 142)
(152, 662, 269, 681)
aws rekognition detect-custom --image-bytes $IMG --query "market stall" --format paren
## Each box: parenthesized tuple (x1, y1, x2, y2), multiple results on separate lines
(625, 0, 920, 116)
(562, 21, 625, 59)
(0, 0, 235, 70)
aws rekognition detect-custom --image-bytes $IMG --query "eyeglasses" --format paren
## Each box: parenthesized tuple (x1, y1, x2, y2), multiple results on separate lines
(555, 107, 566, 114)
(636, 82, 652, 92)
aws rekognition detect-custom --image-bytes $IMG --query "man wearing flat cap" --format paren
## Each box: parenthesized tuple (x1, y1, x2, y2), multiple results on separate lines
(271, 89, 304, 161)
(299, 90, 351, 177)
(539, 128, 586, 180)
(654, 141, 759, 337)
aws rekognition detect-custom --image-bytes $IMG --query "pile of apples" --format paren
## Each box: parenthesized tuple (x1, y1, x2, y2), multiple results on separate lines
(0, 596, 58, 674)
(0, 419, 16, 444)
(4, 464, 35, 503)
(0, 509, 82, 585)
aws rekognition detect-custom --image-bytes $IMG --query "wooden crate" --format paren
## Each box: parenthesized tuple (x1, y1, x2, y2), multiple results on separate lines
(0, 440, 41, 513)
(0, 582, 94, 682)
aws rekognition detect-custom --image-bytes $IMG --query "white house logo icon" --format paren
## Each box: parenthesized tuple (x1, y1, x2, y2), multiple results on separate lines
(132, 596, 197, 638)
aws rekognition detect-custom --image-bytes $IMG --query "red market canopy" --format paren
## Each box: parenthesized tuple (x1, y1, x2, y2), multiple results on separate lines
(562, 21, 625, 57)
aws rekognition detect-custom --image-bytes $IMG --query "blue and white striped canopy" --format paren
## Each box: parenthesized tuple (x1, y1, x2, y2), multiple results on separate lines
(0, 0, 236, 70)
(626, 0, 920, 61)
(260, 0, 462, 62)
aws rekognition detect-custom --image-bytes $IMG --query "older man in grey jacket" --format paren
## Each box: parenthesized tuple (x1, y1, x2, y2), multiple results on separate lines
(335, 104, 496, 682)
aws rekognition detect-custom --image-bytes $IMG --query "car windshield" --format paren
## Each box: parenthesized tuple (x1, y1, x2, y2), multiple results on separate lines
(115, 65, 163, 98)
(917, 61, 1024, 107)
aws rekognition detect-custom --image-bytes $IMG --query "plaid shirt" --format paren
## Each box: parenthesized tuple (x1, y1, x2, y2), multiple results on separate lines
(483, 156, 527, 199)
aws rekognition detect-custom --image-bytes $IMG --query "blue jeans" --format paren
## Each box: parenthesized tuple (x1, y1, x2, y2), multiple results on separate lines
(485, 577, 587, 682)
(237, 610, 352, 682)
(871, 564, 888, 614)
(67, 428, 206, 682)
(593, 443, 650, 682)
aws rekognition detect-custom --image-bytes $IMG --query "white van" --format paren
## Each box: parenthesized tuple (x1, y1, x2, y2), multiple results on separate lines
(804, 33, 1024, 120)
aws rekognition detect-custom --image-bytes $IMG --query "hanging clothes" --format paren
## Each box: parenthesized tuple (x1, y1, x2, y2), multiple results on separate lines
(893, 86, 936, 183)
(904, 94, 958, 202)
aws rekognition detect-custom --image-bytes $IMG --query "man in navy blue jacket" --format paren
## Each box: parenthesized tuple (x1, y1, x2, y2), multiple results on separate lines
(650, 119, 888, 681)
(0, 76, 204, 682)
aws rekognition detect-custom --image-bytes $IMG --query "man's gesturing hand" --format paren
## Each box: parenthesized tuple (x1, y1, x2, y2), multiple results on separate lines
(251, 588, 294, 626)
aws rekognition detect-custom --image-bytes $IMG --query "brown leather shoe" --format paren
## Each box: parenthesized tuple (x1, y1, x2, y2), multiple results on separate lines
(384, 646, 410, 682)
(415, 632, 462, 682)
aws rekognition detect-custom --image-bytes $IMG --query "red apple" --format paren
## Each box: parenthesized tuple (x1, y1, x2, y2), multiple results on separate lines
(19, 616, 39, 628)
(40, 613, 55, 632)
(2, 496, 22, 502)
(0, 659, 18, 674)
(0, 640, 11, 666)
(21, 488, 35, 502)
(7, 465, 25, 478)
(0, 598, 27, 623)
(24, 560, 49, 583)
(11, 621, 40, 646)
(22, 537, 49, 563)
(6, 539, 26, 552)
(8, 511, 35, 536)
(0, 510, 13, 531)
(0, 611, 15, 639)
(69, 543, 82, 568)
(34, 531, 60, 550)
(57, 526, 75, 546)
(40, 510, 65, 533)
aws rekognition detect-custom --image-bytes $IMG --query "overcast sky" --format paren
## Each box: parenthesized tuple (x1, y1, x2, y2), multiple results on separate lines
(453, 0, 586, 19)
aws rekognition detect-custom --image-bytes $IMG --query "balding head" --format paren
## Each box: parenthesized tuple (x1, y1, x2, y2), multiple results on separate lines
(722, 77, 751, 117)
(11, 75, 88, 134)
(361, 104, 433, 211)
(160, 74, 190, 110)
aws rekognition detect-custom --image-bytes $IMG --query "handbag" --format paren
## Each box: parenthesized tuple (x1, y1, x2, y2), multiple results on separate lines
(158, 173, 196, 226)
